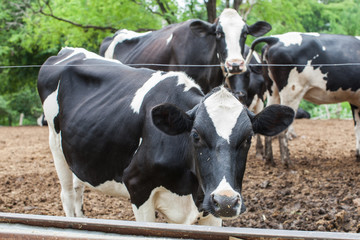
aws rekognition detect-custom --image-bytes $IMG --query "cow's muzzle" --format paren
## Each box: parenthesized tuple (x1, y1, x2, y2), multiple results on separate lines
(225, 59, 246, 74)
(210, 192, 245, 219)
(234, 91, 247, 105)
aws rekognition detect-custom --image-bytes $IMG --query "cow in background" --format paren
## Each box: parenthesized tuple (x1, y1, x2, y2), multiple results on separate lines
(247, 32, 360, 167)
(38, 47, 294, 225)
(99, 8, 271, 96)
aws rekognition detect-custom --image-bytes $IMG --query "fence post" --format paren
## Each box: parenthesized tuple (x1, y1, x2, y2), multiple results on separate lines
(325, 105, 330, 119)
(336, 103, 342, 119)
(19, 113, 24, 126)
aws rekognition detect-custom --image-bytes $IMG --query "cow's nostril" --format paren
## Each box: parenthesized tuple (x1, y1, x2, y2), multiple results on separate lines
(226, 60, 244, 73)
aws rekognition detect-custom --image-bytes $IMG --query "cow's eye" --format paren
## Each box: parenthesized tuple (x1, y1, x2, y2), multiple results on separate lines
(191, 130, 201, 143)
(216, 32, 223, 39)
(237, 135, 252, 149)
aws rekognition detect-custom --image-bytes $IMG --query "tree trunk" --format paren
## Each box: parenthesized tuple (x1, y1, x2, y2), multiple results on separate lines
(233, 0, 242, 12)
(204, 0, 216, 23)
(156, 0, 176, 24)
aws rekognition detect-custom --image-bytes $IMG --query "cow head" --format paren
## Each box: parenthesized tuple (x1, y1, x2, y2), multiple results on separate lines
(225, 48, 264, 105)
(151, 87, 294, 219)
(190, 8, 271, 76)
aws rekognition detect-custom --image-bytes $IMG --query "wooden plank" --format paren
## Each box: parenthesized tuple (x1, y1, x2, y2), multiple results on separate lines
(0, 212, 359, 240)
(0, 223, 181, 240)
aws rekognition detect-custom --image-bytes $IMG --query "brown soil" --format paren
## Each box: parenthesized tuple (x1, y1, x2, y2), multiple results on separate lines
(1, 119, 360, 232)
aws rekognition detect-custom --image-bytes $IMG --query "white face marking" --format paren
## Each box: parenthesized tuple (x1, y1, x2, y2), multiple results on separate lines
(132, 186, 201, 224)
(131, 72, 194, 114)
(211, 176, 239, 197)
(104, 30, 151, 59)
(204, 87, 244, 143)
(176, 72, 202, 92)
(322, 46, 326, 51)
(56, 47, 121, 65)
(219, 9, 246, 62)
(166, 34, 173, 45)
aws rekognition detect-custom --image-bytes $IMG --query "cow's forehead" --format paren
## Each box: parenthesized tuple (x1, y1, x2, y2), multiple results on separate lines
(218, 9, 246, 32)
(203, 87, 245, 143)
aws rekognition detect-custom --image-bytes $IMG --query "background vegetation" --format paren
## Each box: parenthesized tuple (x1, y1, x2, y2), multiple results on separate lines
(0, 0, 359, 125)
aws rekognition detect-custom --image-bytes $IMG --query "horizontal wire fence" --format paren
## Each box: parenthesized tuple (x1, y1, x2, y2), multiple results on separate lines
(1, 62, 360, 68)
(1, 62, 359, 122)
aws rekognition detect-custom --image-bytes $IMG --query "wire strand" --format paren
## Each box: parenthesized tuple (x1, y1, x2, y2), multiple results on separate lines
(1, 62, 360, 69)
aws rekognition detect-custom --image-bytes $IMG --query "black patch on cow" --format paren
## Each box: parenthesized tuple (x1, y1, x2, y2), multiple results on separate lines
(152, 103, 193, 135)
(54, 114, 60, 134)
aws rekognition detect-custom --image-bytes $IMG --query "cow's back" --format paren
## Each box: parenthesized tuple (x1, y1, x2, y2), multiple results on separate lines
(38, 48, 203, 187)
(100, 22, 222, 93)
(264, 33, 360, 92)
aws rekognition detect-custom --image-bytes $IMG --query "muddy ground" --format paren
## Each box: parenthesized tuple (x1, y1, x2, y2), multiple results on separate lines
(0, 119, 359, 233)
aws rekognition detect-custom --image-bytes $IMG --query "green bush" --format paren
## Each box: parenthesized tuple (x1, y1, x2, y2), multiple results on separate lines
(299, 100, 352, 119)
(1, 86, 43, 126)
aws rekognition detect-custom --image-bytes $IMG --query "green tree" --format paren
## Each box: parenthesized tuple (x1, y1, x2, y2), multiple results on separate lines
(1, 0, 360, 125)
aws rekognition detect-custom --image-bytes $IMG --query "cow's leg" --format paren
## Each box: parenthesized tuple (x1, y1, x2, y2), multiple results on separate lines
(264, 136, 275, 166)
(48, 129, 76, 217)
(278, 131, 291, 168)
(278, 77, 307, 168)
(255, 134, 264, 159)
(249, 97, 265, 159)
(286, 124, 297, 140)
(351, 104, 360, 162)
(264, 89, 280, 166)
(73, 175, 85, 217)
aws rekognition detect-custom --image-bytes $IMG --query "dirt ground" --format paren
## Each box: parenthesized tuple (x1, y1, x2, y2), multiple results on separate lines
(0, 119, 360, 233)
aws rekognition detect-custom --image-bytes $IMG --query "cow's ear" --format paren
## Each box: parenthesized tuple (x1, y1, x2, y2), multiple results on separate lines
(152, 103, 194, 135)
(248, 105, 294, 136)
(190, 20, 215, 37)
(247, 21, 272, 37)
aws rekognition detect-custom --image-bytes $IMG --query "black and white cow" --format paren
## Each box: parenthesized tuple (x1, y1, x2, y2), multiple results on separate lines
(38, 47, 294, 225)
(247, 32, 360, 167)
(99, 8, 271, 94)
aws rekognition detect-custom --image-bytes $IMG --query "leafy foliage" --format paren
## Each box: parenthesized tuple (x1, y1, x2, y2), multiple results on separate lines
(1, 0, 359, 125)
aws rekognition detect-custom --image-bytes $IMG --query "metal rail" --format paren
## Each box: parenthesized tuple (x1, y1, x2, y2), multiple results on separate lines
(0, 212, 359, 240)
